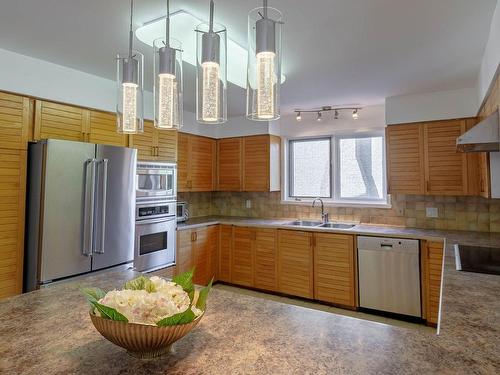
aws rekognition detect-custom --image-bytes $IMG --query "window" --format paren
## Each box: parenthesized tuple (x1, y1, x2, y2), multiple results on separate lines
(289, 138, 331, 198)
(285, 133, 388, 206)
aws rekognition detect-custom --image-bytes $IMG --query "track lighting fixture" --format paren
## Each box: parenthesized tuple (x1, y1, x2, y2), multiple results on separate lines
(294, 106, 361, 122)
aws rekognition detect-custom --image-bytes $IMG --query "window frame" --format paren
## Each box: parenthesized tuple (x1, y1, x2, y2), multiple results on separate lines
(288, 137, 333, 199)
(282, 131, 390, 208)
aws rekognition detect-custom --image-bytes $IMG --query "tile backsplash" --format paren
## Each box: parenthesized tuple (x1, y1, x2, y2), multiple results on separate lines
(182, 191, 500, 232)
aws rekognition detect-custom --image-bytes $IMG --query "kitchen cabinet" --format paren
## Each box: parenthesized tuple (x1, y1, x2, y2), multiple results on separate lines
(242, 135, 281, 192)
(277, 230, 314, 299)
(218, 225, 233, 282)
(217, 137, 243, 191)
(231, 227, 254, 287)
(254, 228, 278, 292)
(34, 100, 89, 142)
(88, 110, 128, 147)
(178, 133, 216, 192)
(176, 229, 194, 275)
(129, 120, 177, 162)
(0, 149, 27, 298)
(313, 233, 356, 308)
(421, 241, 444, 326)
(0, 92, 30, 150)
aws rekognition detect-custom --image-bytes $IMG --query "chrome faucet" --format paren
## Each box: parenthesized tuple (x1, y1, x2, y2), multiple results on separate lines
(312, 198, 329, 223)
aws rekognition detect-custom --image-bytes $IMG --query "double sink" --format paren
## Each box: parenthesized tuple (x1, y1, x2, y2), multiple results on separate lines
(285, 220, 356, 229)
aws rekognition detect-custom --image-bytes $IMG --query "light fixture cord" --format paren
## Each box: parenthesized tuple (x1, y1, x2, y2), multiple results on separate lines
(128, 0, 134, 58)
(209, 0, 214, 33)
(263, 0, 268, 18)
(165, 0, 170, 47)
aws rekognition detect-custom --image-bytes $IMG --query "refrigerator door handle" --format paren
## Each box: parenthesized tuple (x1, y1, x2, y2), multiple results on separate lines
(82, 158, 97, 257)
(94, 158, 108, 254)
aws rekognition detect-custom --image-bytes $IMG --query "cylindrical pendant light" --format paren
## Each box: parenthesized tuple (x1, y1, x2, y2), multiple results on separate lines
(154, 0, 183, 130)
(246, 0, 283, 121)
(196, 0, 227, 124)
(117, 0, 144, 134)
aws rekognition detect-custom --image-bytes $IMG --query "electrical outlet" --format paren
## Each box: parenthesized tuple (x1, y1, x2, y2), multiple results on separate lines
(426, 207, 438, 218)
(245, 199, 252, 209)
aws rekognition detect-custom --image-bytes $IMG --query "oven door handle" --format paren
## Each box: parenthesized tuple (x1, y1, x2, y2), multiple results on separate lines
(136, 216, 177, 225)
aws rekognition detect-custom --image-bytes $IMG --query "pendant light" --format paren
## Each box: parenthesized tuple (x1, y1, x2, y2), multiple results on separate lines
(117, 0, 144, 134)
(246, 0, 283, 121)
(195, 0, 227, 124)
(154, 0, 183, 130)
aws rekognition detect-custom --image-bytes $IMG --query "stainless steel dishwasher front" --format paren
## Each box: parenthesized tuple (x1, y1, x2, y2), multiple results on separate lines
(357, 236, 421, 317)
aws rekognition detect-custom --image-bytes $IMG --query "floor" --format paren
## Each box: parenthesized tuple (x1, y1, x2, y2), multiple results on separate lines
(214, 284, 435, 333)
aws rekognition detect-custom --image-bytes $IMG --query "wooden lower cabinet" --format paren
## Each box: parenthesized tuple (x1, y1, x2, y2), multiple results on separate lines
(254, 228, 278, 291)
(218, 225, 233, 282)
(231, 227, 254, 287)
(313, 233, 356, 308)
(277, 230, 314, 299)
(176, 229, 194, 275)
(421, 241, 444, 326)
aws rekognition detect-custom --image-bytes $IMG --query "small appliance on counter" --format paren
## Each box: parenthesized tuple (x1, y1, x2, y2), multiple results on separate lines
(177, 201, 189, 222)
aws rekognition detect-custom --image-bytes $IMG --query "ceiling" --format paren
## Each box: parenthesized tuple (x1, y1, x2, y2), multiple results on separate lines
(0, 0, 496, 117)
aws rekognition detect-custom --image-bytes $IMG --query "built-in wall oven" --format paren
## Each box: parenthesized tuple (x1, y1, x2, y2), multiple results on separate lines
(134, 200, 176, 272)
(136, 162, 176, 201)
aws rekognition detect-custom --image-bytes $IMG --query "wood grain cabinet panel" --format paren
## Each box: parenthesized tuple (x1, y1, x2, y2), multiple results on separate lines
(34, 100, 89, 142)
(242, 135, 280, 192)
(0, 149, 27, 298)
(88, 110, 128, 147)
(232, 227, 255, 287)
(424, 119, 468, 195)
(277, 230, 313, 299)
(176, 229, 194, 275)
(217, 137, 243, 191)
(218, 225, 233, 282)
(386, 124, 425, 194)
(254, 228, 278, 291)
(177, 132, 189, 191)
(0, 92, 30, 150)
(421, 241, 444, 326)
(177, 133, 215, 192)
(129, 120, 156, 160)
(156, 129, 178, 162)
(193, 227, 209, 285)
(313, 233, 356, 307)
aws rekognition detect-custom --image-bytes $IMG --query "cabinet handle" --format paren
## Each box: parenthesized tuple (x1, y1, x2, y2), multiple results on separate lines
(480, 179, 485, 193)
(426, 181, 430, 192)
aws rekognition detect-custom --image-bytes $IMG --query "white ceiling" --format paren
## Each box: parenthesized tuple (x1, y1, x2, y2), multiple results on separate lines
(0, 0, 496, 117)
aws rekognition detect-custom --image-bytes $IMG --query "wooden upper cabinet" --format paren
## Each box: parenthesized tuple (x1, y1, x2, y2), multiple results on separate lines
(313, 233, 356, 308)
(34, 100, 89, 142)
(277, 230, 314, 299)
(423, 119, 468, 195)
(254, 228, 278, 292)
(177, 133, 216, 192)
(217, 137, 243, 191)
(88, 110, 128, 147)
(232, 227, 254, 287)
(0, 92, 30, 150)
(129, 120, 156, 160)
(243, 135, 281, 192)
(218, 225, 233, 283)
(0, 149, 27, 298)
(156, 129, 178, 162)
(386, 124, 425, 194)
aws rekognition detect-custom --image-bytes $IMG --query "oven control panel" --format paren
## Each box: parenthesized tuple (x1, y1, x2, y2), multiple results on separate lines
(138, 205, 169, 217)
(136, 201, 176, 221)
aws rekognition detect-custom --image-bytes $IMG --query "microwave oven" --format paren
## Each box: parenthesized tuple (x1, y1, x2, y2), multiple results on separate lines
(136, 162, 176, 201)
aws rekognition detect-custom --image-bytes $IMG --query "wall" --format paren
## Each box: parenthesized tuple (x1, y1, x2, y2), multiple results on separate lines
(385, 88, 479, 125)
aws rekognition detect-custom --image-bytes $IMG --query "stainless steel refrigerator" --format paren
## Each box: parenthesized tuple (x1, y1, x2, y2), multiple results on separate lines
(25, 139, 137, 291)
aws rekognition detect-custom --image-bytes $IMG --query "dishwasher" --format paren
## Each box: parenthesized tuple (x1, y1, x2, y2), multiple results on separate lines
(357, 236, 421, 318)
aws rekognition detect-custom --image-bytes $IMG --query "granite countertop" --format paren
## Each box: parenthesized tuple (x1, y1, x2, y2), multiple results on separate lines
(0, 220, 499, 374)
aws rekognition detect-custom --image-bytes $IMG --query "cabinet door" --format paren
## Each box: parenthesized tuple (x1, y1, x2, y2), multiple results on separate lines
(190, 135, 216, 192)
(314, 233, 355, 307)
(176, 229, 193, 275)
(156, 130, 178, 162)
(243, 135, 270, 191)
(207, 225, 219, 283)
(217, 138, 242, 191)
(0, 149, 27, 298)
(478, 153, 490, 198)
(177, 132, 189, 192)
(34, 100, 88, 142)
(0, 93, 29, 150)
(422, 241, 444, 325)
(232, 227, 254, 287)
(386, 124, 425, 194)
(424, 120, 468, 195)
(218, 225, 233, 282)
(129, 120, 155, 160)
(88, 110, 128, 147)
(277, 230, 313, 299)
(254, 228, 278, 291)
(193, 227, 210, 285)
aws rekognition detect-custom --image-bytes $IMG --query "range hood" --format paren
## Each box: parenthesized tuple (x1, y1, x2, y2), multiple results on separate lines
(457, 110, 499, 152)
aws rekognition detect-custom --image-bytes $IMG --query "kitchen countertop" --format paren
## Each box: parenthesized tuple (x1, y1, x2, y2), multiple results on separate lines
(1, 221, 499, 374)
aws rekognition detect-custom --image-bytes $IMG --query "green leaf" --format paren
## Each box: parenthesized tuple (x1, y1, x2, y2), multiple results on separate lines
(81, 287, 106, 303)
(124, 275, 156, 293)
(196, 278, 213, 311)
(156, 308, 195, 327)
(172, 269, 195, 301)
(91, 301, 129, 322)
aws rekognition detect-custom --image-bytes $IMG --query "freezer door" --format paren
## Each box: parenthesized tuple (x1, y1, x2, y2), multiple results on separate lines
(92, 145, 137, 270)
(39, 140, 95, 282)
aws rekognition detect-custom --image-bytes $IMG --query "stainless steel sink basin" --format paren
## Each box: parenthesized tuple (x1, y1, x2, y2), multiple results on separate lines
(319, 223, 356, 229)
(285, 220, 323, 227)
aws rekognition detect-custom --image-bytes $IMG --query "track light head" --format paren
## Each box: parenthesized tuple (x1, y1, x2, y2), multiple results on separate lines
(334, 110, 339, 120)
(352, 109, 359, 120)
(296, 112, 301, 121)
(317, 112, 322, 122)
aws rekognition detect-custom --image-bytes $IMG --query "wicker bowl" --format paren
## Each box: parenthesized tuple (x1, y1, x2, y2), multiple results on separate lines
(89, 311, 204, 359)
